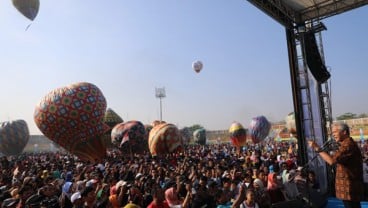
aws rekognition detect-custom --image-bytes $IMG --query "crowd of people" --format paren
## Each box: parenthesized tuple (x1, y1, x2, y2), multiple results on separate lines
(0, 127, 367, 208)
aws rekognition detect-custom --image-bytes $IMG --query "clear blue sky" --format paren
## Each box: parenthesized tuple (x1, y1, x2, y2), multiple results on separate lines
(0, 1, 367, 135)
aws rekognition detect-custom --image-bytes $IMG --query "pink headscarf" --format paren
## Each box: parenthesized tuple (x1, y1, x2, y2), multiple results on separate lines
(165, 187, 180, 206)
(110, 185, 117, 196)
(267, 173, 278, 190)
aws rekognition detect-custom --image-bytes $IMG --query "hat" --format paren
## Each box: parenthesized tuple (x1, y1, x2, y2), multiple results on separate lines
(135, 173, 143, 180)
(116, 180, 127, 189)
(253, 178, 264, 189)
(269, 165, 274, 173)
(86, 179, 98, 187)
(70, 192, 81, 203)
(96, 163, 105, 172)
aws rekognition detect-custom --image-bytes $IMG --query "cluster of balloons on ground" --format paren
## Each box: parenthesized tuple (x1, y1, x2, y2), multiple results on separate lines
(0, 81, 294, 161)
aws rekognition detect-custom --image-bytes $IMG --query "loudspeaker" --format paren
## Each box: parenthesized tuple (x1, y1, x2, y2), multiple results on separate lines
(303, 32, 331, 83)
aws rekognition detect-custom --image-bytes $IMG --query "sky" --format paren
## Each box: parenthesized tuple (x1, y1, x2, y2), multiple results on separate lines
(0, 1, 367, 135)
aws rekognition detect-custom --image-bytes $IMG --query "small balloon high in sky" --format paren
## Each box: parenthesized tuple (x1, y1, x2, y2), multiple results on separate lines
(12, 0, 39, 21)
(192, 60, 203, 73)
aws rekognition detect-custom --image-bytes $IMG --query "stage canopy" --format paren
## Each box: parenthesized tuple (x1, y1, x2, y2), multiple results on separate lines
(247, 0, 368, 28)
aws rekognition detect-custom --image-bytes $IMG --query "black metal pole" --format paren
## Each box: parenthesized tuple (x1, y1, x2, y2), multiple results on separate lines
(286, 28, 308, 166)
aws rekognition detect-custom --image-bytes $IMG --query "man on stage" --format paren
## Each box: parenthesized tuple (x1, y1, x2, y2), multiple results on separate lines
(308, 122, 363, 208)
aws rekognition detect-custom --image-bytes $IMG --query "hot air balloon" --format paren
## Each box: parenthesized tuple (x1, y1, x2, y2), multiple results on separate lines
(229, 122, 247, 147)
(192, 60, 203, 73)
(193, 128, 206, 145)
(104, 108, 123, 128)
(151, 120, 165, 127)
(34, 82, 108, 162)
(111, 121, 147, 154)
(0, 120, 29, 156)
(148, 123, 183, 156)
(249, 116, 271, 144)
(12, 0, 40, 21)
(180, 127, 191, 145)
(103, 108, 124, 148)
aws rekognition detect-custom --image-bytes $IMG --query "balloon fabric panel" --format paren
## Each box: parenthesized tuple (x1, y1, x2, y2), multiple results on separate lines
(70, 135, 106, 162)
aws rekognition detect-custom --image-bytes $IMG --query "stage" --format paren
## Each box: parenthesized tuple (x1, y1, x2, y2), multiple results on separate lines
(325, 198, 368, 208)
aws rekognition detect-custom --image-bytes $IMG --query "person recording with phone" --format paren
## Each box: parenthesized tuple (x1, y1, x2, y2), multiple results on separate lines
(308, 122, 363, 208)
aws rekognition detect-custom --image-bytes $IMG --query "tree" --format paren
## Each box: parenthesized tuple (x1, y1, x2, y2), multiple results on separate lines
(336, 112, 357, 120)
(357, 113, 368, 118)
(188, 124, 204, 133)
(188, 124, 204, 139)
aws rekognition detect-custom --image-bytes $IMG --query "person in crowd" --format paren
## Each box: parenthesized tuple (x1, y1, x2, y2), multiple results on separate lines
(283, 170, 300, 200)
(252, 178, 271, 208)
(191, 176, 216, 208)
(240, 189, 259, 208)
(60, 181, 74, 208)
(306, 170, 320, 191)
(266, 173, 285, 204)
(70, 192, 83, 208)
(147, 187, 169, 208)
(0, 136, 365, 208)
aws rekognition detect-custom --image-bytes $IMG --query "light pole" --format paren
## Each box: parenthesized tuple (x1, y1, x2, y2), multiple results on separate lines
(155, 87, 166, 122)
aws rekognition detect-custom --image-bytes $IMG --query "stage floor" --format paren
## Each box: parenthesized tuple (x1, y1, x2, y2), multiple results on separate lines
(326, 197, 368, 208)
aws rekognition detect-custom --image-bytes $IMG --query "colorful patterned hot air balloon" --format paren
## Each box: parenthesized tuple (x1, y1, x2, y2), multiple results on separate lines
(103, 108, 123, 148)
(229, 122, 247, 147)
(148, 123, 182, 156)
(192, 60, 203, 73)
(249, 116, 271, 143)
(12, 0, 40, 21)
(193, 128, 206, 145)
(34, 82, 108, 162)
(111, 121, 146, 153)
(104, 108, 123, 128)
(0, 120, 29, 156)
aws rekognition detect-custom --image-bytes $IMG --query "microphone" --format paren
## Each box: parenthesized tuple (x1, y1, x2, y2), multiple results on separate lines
(318, 138, 339, 152)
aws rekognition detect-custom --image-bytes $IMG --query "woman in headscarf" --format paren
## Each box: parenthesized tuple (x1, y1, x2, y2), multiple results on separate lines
(266, 173, 285, 204)
(60, 181, 73, 208)
(283, 170, 300, 200)
(253, 178, 271, 208)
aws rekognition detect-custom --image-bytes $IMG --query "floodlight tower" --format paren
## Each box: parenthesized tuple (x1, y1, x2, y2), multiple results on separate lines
(155, 87, 166, 122)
